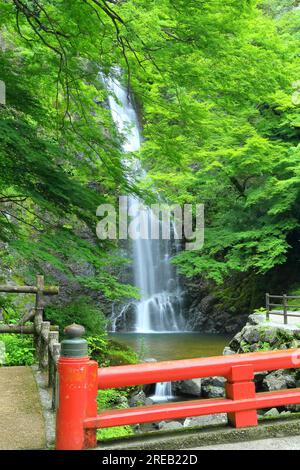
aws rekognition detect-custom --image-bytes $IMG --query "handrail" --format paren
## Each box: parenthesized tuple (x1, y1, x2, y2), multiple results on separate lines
(266, 292, 300, 324)
(83, 388, 300, 429)
(0, 275, 60, 409)
(97, 349, 300, 389)
(56, 345, 300, 450)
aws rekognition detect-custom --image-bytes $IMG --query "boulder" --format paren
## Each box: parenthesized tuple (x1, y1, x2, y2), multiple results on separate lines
(173, 379, 201, 397)
(285, 404, 300, 412)
(159, 421, 183, 430)
(259, 326, 278, 346)
(247, 314, 266, 326)
(254, 371, 268, 391)
(229, 332, 242, 352)
(202, 376, 226, 388)
(201, 376, 226, 398)
(223, 346, 235, 355)
(263, 408, 280, 418)
(242, 326, 260, 344)
(183, 414, 227, 428)
(262, 370, 296, 392)
(129, 390, 147, 407)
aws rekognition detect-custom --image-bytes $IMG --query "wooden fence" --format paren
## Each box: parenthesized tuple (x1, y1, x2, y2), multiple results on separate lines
(266, 293, 300, 324)
(0, 275, 60, 408)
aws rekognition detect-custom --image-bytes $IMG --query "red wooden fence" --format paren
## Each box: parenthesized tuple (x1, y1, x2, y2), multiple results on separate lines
(55, 348, 300, 450)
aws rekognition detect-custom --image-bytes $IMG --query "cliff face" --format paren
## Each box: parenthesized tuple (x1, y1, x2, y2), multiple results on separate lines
(181, 278, 249, 334)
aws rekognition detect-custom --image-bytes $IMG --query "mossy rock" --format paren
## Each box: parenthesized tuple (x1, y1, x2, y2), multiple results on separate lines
(257, 326, 278, 345)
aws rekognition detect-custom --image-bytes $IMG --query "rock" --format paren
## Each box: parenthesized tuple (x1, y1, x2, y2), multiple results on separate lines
(201, 376, 226, 398)
(223, 346, 235, 355)
(153, 421, 165, 430)
(129, 390, 147, 407)
(202, 376, 226, 388)
(144, 358, 157, 363)
(247, 314, 266, 326)
(183, 414, 227, 427)
(254, 371, 268, 391)
(290, 339, 300, 349)
(229, 332, 242, 352)
(160, 421, 183, 430)
(262, 370, 296, 392)
(201, 386, 225, 398)
(259, 327, 278, 345)
(173, 379, 201, 397)
(285, 404, 300, 412)
(263, 408, 280, 417)
(145, 397, 154, 405)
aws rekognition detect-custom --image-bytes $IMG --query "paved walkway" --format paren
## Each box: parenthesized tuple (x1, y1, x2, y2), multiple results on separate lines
(191, 435, 300, 450)
(0, 366, 46, 449)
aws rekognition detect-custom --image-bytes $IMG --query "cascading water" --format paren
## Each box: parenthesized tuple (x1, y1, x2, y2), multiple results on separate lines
(105, 70, 186, 400)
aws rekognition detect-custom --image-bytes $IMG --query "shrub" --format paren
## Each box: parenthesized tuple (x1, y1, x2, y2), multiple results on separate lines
(96, 389, 134, 441)
(0, 333, 35, 366)
(45, 296, 107, 336)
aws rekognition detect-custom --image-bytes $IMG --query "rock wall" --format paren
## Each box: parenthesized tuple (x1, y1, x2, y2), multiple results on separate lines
(182, 279, 248, 334)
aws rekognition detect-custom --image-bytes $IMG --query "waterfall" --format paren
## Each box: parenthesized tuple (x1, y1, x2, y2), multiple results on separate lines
(105, 70, 185, 401)
(150, 381, 173, 403)
(106, 71, 185, 335)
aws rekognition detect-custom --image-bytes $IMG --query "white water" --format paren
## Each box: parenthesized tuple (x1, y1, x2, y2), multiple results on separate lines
(105, 70, 186, 399)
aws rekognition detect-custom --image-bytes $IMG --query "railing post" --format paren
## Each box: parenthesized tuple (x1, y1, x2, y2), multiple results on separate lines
(40, 320, 50, 370)
(34, 275, 44, 360)
(266, 293, 270, 320)
(52, 342, 61, 411)
(48, 330, 59, 387)
(226, 364, 257, 428)
(55, 324, 97, 450)
(283, 294, 288, 325)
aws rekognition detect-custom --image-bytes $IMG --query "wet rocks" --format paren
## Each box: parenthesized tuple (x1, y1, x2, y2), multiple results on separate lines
(262, 370, 296, 392)
(201, 376, 226, 398)
(172, 379, 201, 397)
(129, 390, 147, 407)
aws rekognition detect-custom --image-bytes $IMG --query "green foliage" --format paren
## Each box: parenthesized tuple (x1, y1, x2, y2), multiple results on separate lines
(87, 335, 138, 367)
(96, 389, 133, 441)
(254, 307, 268, 314)
(1, 0, 300, 320)
(121, 0, 300, 292)
(0, 333, 35, 366)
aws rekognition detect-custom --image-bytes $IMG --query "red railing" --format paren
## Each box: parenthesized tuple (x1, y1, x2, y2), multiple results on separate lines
(55, 348, 300, 450)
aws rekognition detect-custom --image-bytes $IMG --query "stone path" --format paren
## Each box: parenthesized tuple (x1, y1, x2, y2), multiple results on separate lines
(190, 435, 300, 450)
(0, 366, 46, 449)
